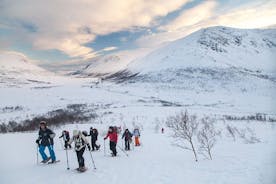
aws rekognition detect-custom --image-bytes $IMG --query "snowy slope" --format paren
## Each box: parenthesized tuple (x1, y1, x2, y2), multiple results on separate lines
(0, 121, 276, 184)
(128, 26, 276, 74)
(0, 52, 57, 87)
(74, 48, 151, 77)
(0, 51, 93, 88)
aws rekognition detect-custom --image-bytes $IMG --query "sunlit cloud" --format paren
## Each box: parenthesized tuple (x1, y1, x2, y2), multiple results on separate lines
(0, 0, 191, 59)
(102, 47, 118, 52)
(160, 0, 217, 32)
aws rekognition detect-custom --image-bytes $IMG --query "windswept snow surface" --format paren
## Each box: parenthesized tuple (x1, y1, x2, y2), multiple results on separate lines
(0, 121, 276, 184)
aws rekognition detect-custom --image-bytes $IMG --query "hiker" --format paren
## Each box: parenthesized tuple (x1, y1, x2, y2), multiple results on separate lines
(133, 127, 141, 146)
(35, 121, 57, 163)
(161, 128, 164, 134)
(59, 130, 71, 149)
(104, 126, 118, 156)
(122, 129, 132, 151)
(89, 127, 100, 151)
(68, 130, 91, 172)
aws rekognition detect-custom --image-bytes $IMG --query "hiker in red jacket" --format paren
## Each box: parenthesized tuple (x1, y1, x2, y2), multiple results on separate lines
(104, 126, 118, 156)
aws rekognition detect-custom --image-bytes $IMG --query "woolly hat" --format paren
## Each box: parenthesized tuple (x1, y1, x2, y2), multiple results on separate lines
(40, 121, 46, 126)
(73, 130, 80, 137)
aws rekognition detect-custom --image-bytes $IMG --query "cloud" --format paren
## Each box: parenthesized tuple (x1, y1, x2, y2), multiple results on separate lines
(102, 47, 118, 52)
(137, 0, 276, 48)
(0, 0, 191, 59)
(160, 0, 217, 31)
(215, 1, 276, 29)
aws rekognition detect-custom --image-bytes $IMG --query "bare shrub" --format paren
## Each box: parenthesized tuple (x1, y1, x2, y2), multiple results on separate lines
(0, 104, 97, 133)
(236, 127, 260, 144)
(197, 117, 220, 160)
(226, 124, 238, 141)
(166, 111, 199, 162)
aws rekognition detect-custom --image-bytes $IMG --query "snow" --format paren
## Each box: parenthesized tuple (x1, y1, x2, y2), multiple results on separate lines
(0, 121, 275, 184)
(0, 26, 276, 184)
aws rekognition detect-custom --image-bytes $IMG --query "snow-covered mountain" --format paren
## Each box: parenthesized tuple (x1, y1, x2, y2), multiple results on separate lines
(0, 52, 56, 87)
(0, 52, 88, 87)
(78, 26, 276, 85)
(72, 48, 151, 77)
(128, 26, 276, 74)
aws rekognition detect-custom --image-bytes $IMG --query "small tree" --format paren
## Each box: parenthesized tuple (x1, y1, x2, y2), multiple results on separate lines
(197, 117, 219, 160)
(166, 111, 199, 162)
(226, 124, 237, 141)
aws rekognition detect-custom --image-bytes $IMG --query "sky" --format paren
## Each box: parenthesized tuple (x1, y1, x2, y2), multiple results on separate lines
(0, 0, 275, 63)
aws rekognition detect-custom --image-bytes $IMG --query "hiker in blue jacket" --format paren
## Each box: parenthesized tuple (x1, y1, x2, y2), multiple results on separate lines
(35, 121, 56, 163)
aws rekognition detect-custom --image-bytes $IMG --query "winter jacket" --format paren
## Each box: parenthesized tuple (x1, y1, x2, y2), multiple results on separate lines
(105, 131, 118, 143)
(122, 131, 132, 141)
(37, 128, 55, 146)
(133, 128, 140, 137)
(59, 131, 70, 141)
(89, 129, 98, 141)
(68, 133, 90, 151)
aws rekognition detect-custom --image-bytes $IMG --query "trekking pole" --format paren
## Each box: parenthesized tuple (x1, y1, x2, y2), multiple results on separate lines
(65, 147, 70, 170)
(88, 145, 97, 169)
(104, 140, 106, 156)
(36, 144, 39, 164)
(59, 138, 63, 150)
(117, 144, 129, 157)
(131, 138, 134, 150)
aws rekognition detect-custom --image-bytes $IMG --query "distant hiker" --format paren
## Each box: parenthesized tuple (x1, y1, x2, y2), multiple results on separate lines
(104, 126, 118, 156)
(133, 127, 141, 146)
(68, 130, 91, 172)
(59, 130, 71, 149)
(122, 129, 132, 151)
(35, 121, 57, 163)
(89, 127, 100, 151)
(161, 128, 164, 134)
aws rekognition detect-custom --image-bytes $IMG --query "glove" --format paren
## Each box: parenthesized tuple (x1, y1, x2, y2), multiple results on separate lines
(35, 139, 40, 144)
(104, 137, 107, 140)
(87, 144, 91, 151)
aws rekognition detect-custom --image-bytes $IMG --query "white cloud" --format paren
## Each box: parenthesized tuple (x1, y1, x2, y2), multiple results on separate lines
(0, 0, 191, 59)
(102, 47, 118, 52)
(215, 1, 276, 29)
(160, 0, 217, 31)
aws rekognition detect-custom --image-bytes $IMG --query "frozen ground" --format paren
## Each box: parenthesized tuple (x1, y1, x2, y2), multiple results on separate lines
(0, 120, 275, 184)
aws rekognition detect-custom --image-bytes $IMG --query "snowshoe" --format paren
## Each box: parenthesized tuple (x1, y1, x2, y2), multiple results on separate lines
(76, 167, 87, 172)
(48, 160, 60, 164)
(41, 157, 51, 164)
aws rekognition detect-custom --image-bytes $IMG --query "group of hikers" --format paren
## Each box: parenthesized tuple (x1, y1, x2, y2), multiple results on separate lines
(35, 121, 141, 172)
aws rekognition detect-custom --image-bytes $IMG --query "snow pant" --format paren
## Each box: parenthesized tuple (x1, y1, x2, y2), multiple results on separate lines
(91, 139, 100, 150)
(124, 139, 130, 150)
(76, 147, 85, 168)
(135, 136, 140, 146)
(64, 140, 71, 149)
(109, 141, 117, 156)
(39, 145, 56, 161)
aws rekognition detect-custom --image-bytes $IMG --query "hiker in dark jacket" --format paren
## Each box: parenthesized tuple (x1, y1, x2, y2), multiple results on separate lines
(122, 129, 132, 151)
(89, 127, 100, 151)
(35, 121, 56, 163)
(59, 130, 71, 149)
